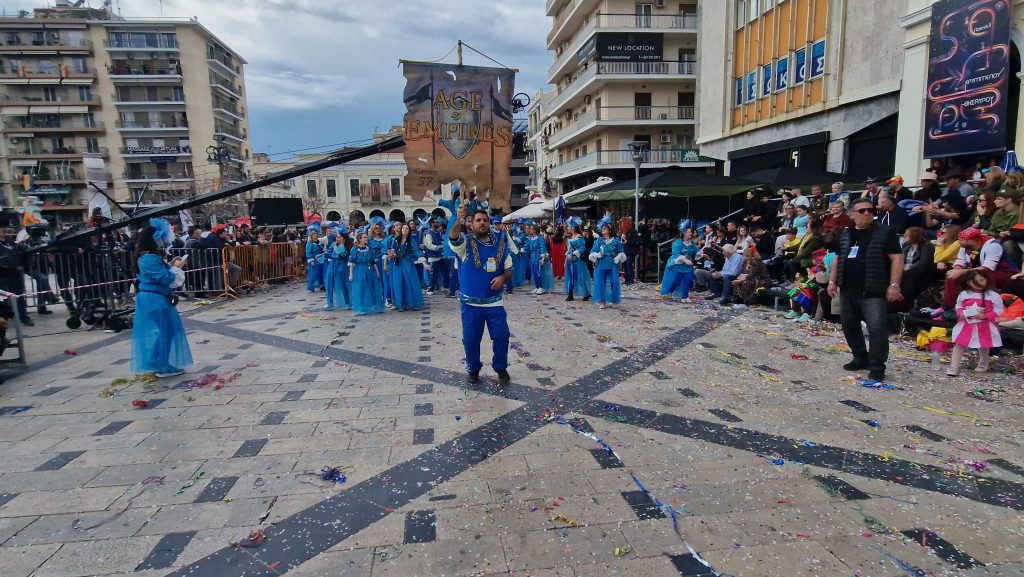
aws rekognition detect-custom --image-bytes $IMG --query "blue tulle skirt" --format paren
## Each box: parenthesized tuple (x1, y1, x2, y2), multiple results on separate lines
(389, 259, 425, 310)
(325, 262, 351, 309)
(512, 252, 528, 287)
(306, 263, 325, 291)
(351, 265, 385, 315)
(531, 260, 556, 291)
(563, 258, 593, 297)
(592, 267, 622, 304)
(661, 266, 694, 298)
(131, 292, 193, 374)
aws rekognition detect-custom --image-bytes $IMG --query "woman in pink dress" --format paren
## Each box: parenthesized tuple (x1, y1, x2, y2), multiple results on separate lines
(947, 270, 1004, 376)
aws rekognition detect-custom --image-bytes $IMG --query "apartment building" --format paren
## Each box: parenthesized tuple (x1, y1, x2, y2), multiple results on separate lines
(0, 0, 251, 225)
(697, 0, 904, 180)
(544, 0, 711, 194)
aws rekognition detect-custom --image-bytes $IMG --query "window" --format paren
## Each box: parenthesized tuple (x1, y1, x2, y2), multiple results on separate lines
(306, 180, 318, 197)
(762, 0, 773, 12)
(43, 86, 57, 101)
(171, 86, 184, 101)
(71, 57, 87, 73)
(78, 86, 91, 101)
(761, 63, 772, 97)
(734, 78, 744, 107)
(326, 179, 337, 198)
(793, 48, 807, 85)
(748, 0, 758, 21)
(746, 70, 757, 103)
(85, 138, 99, 153)
(390, 178, 401, 198)
(349, 178, 359, 198)
(736, 0, 746, 29)
(809, 39, 826, 79)
(774, 56, 789, 92)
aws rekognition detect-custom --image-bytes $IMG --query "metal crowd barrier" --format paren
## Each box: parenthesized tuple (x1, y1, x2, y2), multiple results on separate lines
(227, 242, 306, 292)
(167, 247, 227, 297)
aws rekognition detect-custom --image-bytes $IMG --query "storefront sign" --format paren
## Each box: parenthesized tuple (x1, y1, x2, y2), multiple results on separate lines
(775, 56, 789, 91)
(924, 0, 1010, 158)
(810, 39, 826, 79)
(401, 61, 516, 211)
(595, 32, 663, 62)
(126, 145, 188, 155)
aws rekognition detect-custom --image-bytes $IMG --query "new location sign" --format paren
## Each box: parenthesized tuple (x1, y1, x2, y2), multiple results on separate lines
(595, 33, 663, 62)
(924, 0, 1011, 158)
(401, 62, 516, 211)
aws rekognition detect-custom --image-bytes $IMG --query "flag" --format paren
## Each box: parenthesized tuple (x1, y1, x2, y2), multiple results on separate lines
(403, 81, 433, 106)
(491, 92, 512, 122)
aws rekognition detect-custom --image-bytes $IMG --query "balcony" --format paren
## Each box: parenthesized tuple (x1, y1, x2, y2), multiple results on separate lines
(549, 148, 711, 180)
(120, 145, 191, 156)
(0, 38, 93, 53)
(546, 0, 569, 16)
(213, 104, 245, 121)
(547, 105, 696, 149)
(548, 13, 697, 82)
(359, 183, 393, 205)
(112, 93, 186, 106)
(123, 170, 193, 182)
(548, 60, 697, 116)
(3, 119, 104, 133)
(210, 78, 243, 98)
(214, 127, 246, 141)
(548, 0, 600, 49)
(107, 64, 183, 82)
(117, 118, 188, 130)
(104, 37, 180, 50)
(8, 146, 107, 159)
(0, 66, 96, 83)
(208, 56, 241, 77)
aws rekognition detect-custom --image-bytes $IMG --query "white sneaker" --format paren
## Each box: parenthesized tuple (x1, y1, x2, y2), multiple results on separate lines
(536, 289, 545, 295)
(155, 370, 184, 378)
(426, 290, 434, 295)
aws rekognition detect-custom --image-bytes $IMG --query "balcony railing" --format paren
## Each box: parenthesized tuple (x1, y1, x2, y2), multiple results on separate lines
(0, 94, 100, 105)
(107, 64, 182, 76)
(117, 119, 188, 129)
(214, 127, 246, 139)
(597, 13, 698, 29)
(0, 38, 93, 49)
(550, 148, 702, 179)
(9, 146, 107, 157)
(104, 38, 180, 49)
(599, 105, 695, 121)
(210, 78, 242, 95)
(123, 170, 192, 180)
(359, 183, 393, 205)
(549, 61, 696, 113)
(208, 56, 241, 75)
(549, 0, 588, 45)
(3, 119, 105, 131)
(112, 93, 186, 104)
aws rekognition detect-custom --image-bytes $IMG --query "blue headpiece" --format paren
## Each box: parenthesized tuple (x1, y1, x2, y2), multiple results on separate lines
(307, 221, 322, 232)
(524, 219, 537, 228)
(596, 212, 614, 231)
(566, 216, 582, 230)
(150, 218, 174, 248)
(678, 219, 691, 232)
(490, 216, 502, 225)
(368, 216, 385, 235)
(417, 214, 432, 234)
(335, 224, 349, 236)
(355, 225, 368, 237)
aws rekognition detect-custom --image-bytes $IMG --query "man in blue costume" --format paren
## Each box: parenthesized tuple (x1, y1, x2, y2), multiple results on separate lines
(422, 217, 449, 295)
(448, 205, 513, 386)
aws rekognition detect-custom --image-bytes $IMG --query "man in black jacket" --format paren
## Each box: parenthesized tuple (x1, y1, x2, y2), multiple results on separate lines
(827, 198, 904, 381)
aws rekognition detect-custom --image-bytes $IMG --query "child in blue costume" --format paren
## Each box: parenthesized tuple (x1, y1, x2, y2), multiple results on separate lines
(131, 218, 193, 377)
(305, 229, 326, 292)
(422, 217, 449, 294)
(660, 222, 699, 300)
(384, 222, 429, 311)
(511, 221, 529, 288)
(348, 231, 385, 315)
(525, 223, 555, 294)
(563, 217, 593, 301)
(325, 230, 352, 310)
(367, 218, 388, 302)
(589, 222, 627, 308)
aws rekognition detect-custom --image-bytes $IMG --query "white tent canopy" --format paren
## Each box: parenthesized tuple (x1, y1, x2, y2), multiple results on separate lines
(502, 177, 612, 223)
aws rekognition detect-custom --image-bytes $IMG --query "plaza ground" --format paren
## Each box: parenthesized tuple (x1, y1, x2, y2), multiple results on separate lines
(0, 283, 1021, 577)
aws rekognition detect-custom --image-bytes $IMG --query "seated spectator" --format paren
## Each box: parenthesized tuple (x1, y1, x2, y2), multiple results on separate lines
(934, 224, 962, 276)
(777, 192, 794, 224)
(860, 178, 881, 204)
(969, 192, 996, 232)
(735, 225, 754, 253)
(741, 190, 767, 227)
(793, 205, 811, 237)
(790, 187, 810, 209)
(704, 244, 745, 305)
(765, 227, 797, 282)
(722, 220, 739, 246)
(809, 185, 830, 214)
(693, 242, 725, 293)
(942, 227, 1020, 309)
(733, 249, 771, 305)
(876, 191, 907, 234)
(821, 202, 852, 233)
(986, 185, 1023, 263)
(900, 226, 935, 303)
(783, 222, 824, 280)
(887, 176, 913, 203)
(751, 225, 775, 259)
(915, 172, 943, 203)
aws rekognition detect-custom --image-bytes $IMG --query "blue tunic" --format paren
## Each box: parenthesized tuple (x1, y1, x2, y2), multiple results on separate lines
(305, 240, 325, 291)
(386, 237, 426, 310)
(512, 229, 529, 286)
(525, 235, 555, 290)
(348, 246, 384, 315)
(131, 253, 193, 374)
(591, 237, 624, 304)
(564, 235, 593, 297)
(661, 238, 699, 298)
(325, 242, 352, 309)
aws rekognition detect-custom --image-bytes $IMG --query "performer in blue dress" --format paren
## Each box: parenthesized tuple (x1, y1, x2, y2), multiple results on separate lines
(660, 222, 699, 300)
(525, 223, 555, 294)
(589, 222, 627, 309)
(448, 206, 513, 385)
(384, 222, 429, 311)
(367, 218, 388, 302)
(348, 231, 385, 315)
(511, 220, 529, 288)
(379, 222, 402, 308)
(131, 218, 193, 377)
(325, 229, 352, 310)
(305, 229, 325, 292)
(563, 217, 593, 301)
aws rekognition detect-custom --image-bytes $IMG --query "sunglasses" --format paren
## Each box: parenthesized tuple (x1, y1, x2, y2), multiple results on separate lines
(854, 208, 877, 215)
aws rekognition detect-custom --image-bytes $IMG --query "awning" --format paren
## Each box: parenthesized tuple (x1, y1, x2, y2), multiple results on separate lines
(566, 167, 762, 204)
(10, 159, 38, 167)
(1, 107, 29, 116)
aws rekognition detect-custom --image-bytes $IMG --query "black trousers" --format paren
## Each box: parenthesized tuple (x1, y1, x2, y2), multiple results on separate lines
(839, 293, 889, 374)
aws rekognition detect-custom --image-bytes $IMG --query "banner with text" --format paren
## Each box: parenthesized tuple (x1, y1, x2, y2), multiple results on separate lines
(924, 0, 1010, 158)
(401, 62, 515, 211)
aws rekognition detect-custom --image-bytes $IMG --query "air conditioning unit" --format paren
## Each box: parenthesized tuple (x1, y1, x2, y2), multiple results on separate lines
(660, 134, 672, 143)
(584, 95, 591, 105)
(655, 0, 665, 7)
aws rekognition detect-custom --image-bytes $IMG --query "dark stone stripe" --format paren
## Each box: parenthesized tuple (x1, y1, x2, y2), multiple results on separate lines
(232, 439, 268, 458)
(403, 510, 436, 544)
(900, 529, 985, 569)
(282, 391, 305, 402)
(32, 386, 68, 396)
(195, 476, 239, 503)
(650, 370, 670, 380)
(259, 412, 288, 426)
(93, 421, 133, 436)
(579, 403, 1024, 511)
(988, 458, 1024, 478)
(427, 494, 456, 502)
(669, 553, 717, 577)
(34, 451, 85, 471)
(812, 475, 870, 500)
(298, 374, 317, 383)
(0, 493, 17, 508)
(413, 403, 433, 416)
(621, 490, 666, 520)
(839, 400, 877, 413)
(589, 448, 623, 469)
(568, 418, 593, 433)
(147, 398, 167, 409)
(77, 370, 102, 379)
(136, 531, 198, 571)
(904, 425, 950, 442)
(677, 388, 700, 398)
(415, 384, 433, 394)
(708, 408, 743, 423)
(412, 429, 434, 445)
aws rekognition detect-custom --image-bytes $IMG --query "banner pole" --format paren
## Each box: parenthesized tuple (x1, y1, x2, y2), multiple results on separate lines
(457, 40, 463, 66)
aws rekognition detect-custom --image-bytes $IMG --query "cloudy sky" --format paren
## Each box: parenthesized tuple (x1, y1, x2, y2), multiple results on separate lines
(9, 0, 551, 158)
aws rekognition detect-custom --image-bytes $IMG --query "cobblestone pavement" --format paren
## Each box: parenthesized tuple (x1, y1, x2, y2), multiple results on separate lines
(0, 282, 1021, 577)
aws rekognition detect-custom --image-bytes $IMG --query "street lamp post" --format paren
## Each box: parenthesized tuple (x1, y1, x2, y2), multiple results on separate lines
(627, 141, 647, 225)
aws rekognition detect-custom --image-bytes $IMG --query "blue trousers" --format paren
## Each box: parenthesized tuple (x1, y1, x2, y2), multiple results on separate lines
(448, 262, 460, 295)
(429, 258, 451, 292)
(460, 302, 509, 373)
